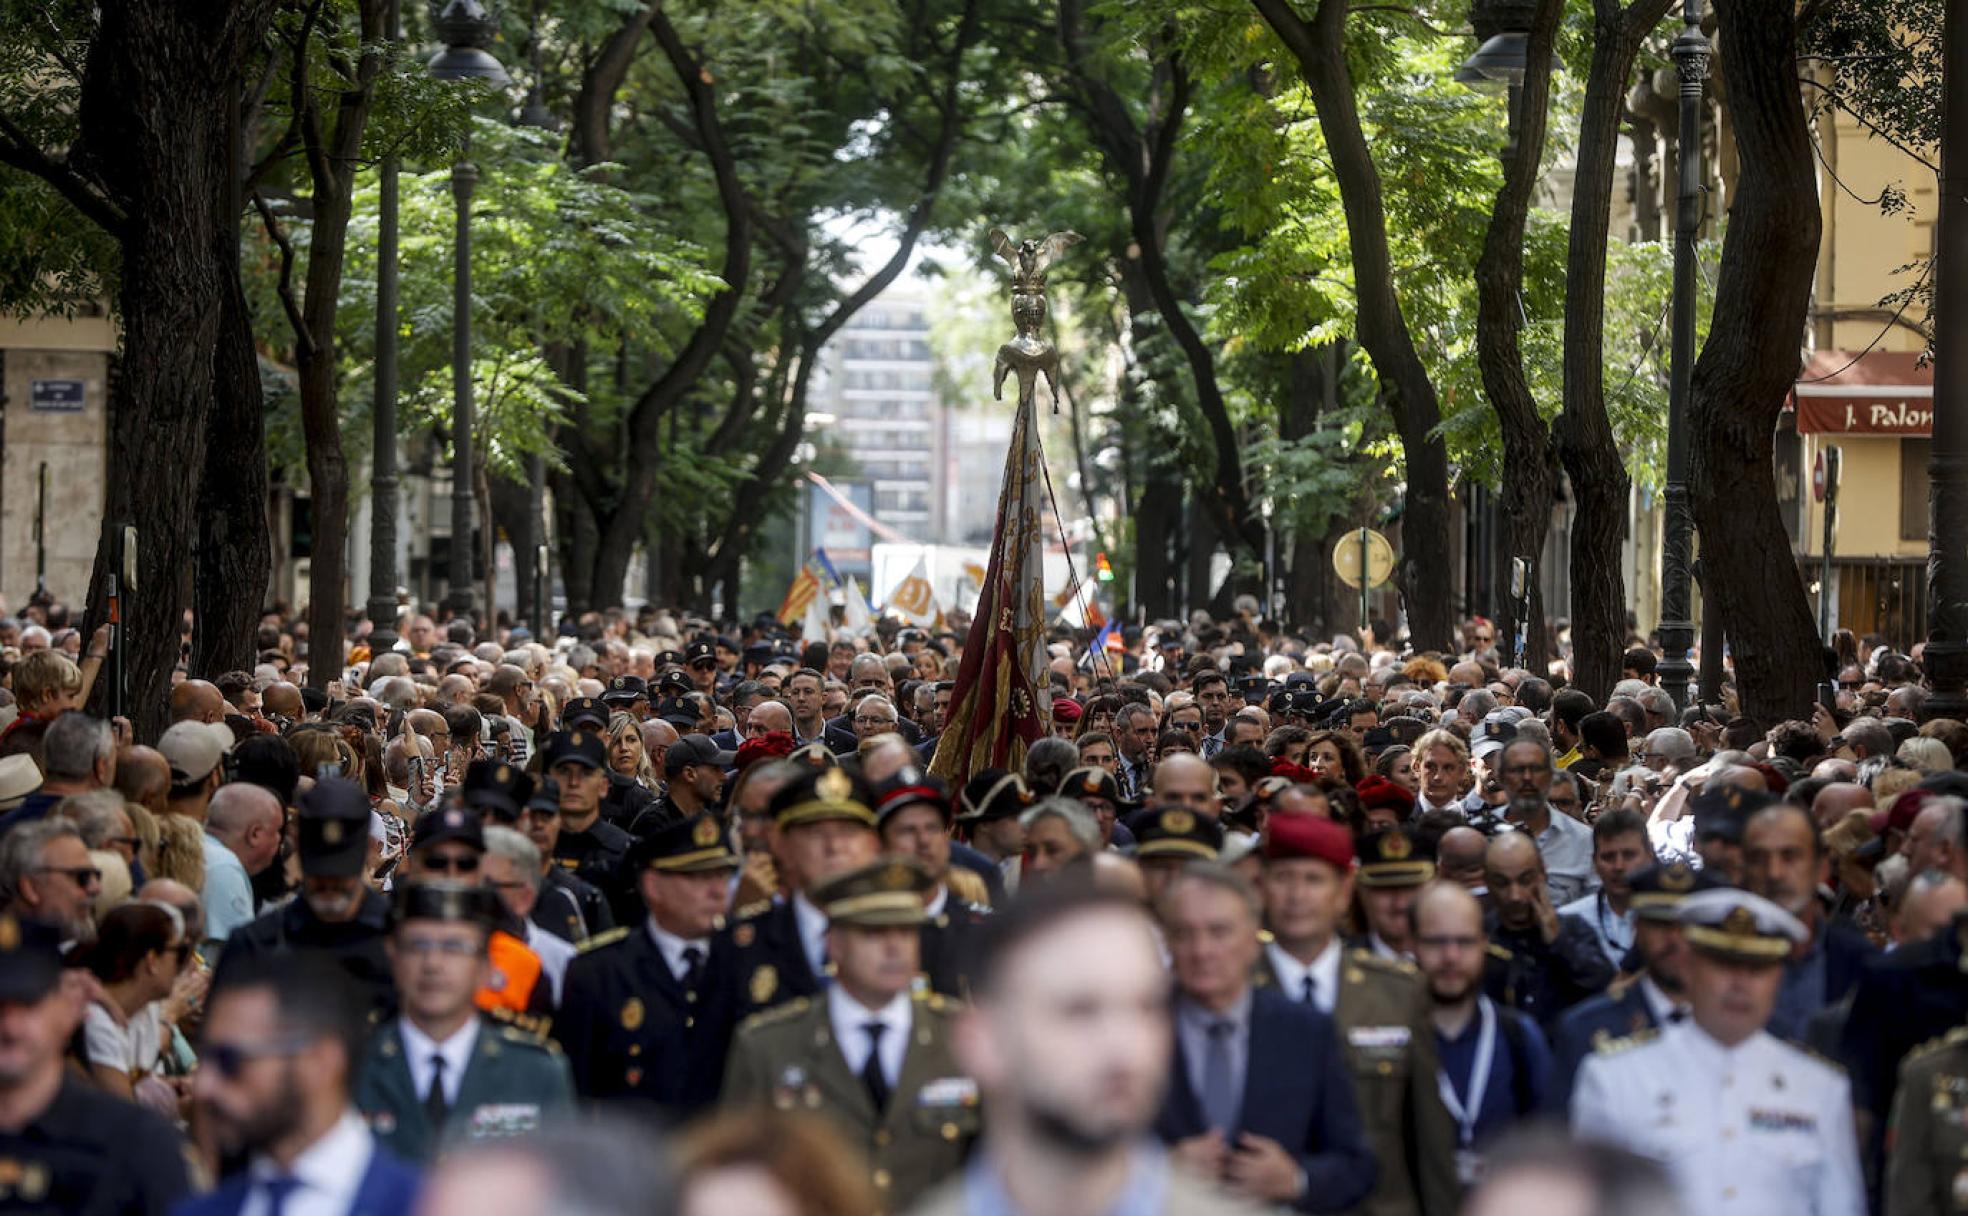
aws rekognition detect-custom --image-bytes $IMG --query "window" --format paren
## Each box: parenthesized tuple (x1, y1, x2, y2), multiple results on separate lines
(1902, 438, 1931, 542)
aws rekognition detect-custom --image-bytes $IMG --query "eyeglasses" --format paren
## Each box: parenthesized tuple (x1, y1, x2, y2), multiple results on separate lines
(34, 865, 101, 889)
(396, 936, 479, 959)
(1417, 934, 1484, 952)
(421, 854, 480, 875)
(487, 878, 532, 895)
(1498, 763, 1549, 777)
(855, 716, 896, 727)
(1174, 719, 1203, 732)
(202, 1037, 310, 1080)
(107, 835, 142, 851)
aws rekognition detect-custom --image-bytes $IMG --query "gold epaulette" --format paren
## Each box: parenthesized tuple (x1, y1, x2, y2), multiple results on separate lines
(1258, 929, 1276, 944)
(736, 997, 810, 1034)
(733, 899, 774, 921)
(914, 989, 962, 1014)
(1485, 944, 1514, 962)
(1592, 1027, 1659, 1056)
(486, 1006, 554, 1041)
(577, 926, 629, 954)
(1907, 1025, 1968, 1066)
(1349, 948, 1417, 975)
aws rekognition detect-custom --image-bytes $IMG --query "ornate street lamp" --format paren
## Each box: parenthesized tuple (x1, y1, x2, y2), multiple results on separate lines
(366, 0, 407, 656)
(429, 1, 508, 625)
(1656, 0, 1709, 714)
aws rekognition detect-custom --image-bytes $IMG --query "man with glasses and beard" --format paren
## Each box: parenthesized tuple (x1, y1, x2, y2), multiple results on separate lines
(1495, 739, 1596, 906)
(0, 912, 189, 1214)
(0, 818, 101, 945)
(187, 952, 420, 1216)
(908, 883, 1261, 1216)
(218, 778, 396, 1017)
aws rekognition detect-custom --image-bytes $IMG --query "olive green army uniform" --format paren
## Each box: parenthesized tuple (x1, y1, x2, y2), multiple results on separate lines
(1887, 1025, 1968, 1215)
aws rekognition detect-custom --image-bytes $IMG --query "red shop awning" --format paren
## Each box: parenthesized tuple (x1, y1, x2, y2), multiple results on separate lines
(1789, 349, 1933, 436)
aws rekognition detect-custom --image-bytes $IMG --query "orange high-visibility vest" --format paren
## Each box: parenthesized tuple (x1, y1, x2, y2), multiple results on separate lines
(476, 929, 542, 1014)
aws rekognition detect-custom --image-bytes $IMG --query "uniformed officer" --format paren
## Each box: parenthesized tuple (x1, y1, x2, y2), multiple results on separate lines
(0, 912, 189, 1213)
(1254, 811, 1457, 1216)
(543, 729, 636, 925)
(355, 882, 574, 1162)
(400, 804, 551, 1018)
(600, 675, 650, 722)
(1125, 804, 1225, 904)
(554, 810, 745, 1119)
(1885, 1022, 1968, 1214)
(722, 856, 977, 1214)
(728, 766, 883, 1015)
(1571, 888, 1864, 1215)
(560, 697, 610, 734)
(1550, 860, 1727, 1104)
(504, 775, 612, 944)
(873, 769, 985, 997)
(219, 776, 396, 1016)
(1353, 826, 1435, 962)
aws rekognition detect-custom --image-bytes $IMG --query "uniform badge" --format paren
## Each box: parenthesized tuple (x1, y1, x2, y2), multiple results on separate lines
(1161, 809, 1195, 835)
(621, 998, 645, 1031)
(1382, 832, 1412, 860)
(694, 817, 721, 847)
(751, 964, 778, 1004)
(19, 1164, 45, 1202)
(818, 768, 853, 801)
(323, 820, 344, 845)
(0, 916, 18, 951)
(734, 923, 756, 947)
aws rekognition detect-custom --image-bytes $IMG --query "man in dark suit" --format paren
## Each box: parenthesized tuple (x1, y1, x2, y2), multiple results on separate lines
(1741, 801, 1875, 1042)
(1842, 910, 1968, 1184)
(727, 766, 883, 1014)
(1549, 861, 1725, 1104)
(872, 769, 985, 996)
(554, 810, 747, 1120)
(185, 952, 420, 1216)
(1154, 862, 1376, 1214)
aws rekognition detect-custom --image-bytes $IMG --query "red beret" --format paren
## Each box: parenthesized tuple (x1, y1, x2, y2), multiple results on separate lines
(1355, 774, 1416, 815)
(734, 731, 796, 770)
(1262, 811, 1354, 871)
(1051, 698, 1083, 724)
(1269, 757, 1317, 784)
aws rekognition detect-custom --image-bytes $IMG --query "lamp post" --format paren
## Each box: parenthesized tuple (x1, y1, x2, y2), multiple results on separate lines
(1656, 0, 1708, 714)
(513, 4, 554, 635)
(365, 0, 404, 656)
(428, 0, 509, 626)
(1924, 3, 1968, 721)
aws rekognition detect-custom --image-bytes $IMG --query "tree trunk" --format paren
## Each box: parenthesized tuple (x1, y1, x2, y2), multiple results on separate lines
(1555, 0, 1673, 700)
(1251, 0, 1454, 652)
(1135, 465, 1181, 620)
(62, 0, 276, 740)
(1689, 0, 1823, 722)
(195, 86, 271, 679)
(1476, 0, 1565, 675)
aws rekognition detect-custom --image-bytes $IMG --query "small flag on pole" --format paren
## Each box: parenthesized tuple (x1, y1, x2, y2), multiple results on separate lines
(777, 558, 823, 627)
(843, 576, 874, 636)
(886, 558, 940, 628)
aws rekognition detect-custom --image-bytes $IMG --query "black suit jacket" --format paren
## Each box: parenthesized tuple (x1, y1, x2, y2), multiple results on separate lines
(1154, 988, 1377, 1214)
(727, 898, 822, 1015)
(554, 924, 741, 1120)
(1820, 918, 1875, 1008)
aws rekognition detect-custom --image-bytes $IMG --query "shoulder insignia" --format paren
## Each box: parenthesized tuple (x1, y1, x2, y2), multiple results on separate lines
(735, 899, 774, 921)
(736, 997, 810, 1035)
(750, 963, 779, 1006)
(485, 1006, 554, 1039)
(1593, 1028, 1659, 1056)
(578, 926, 629, 954)
(1485, 944, 1514, 962)
(1258, 929, 1275, 944)
(497, 1022, 551, 1048)
(1349, 950, 1419, 978)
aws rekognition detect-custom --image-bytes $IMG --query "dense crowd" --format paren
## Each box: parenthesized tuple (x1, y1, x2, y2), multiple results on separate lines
(0, 596, 1960, 1216)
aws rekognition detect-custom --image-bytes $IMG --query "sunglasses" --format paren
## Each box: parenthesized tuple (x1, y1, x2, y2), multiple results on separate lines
(422, 854, 480, 875)
(202, 1036, 310, 1080)
(1174, 720, 1203, 732)
(35, 865, 101, 888)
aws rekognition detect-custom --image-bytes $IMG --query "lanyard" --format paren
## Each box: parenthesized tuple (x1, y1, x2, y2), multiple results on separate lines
(1437, 997, 1498, 1148)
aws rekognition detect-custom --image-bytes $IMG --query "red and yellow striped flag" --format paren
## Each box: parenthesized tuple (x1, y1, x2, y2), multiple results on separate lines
(777, 562, 823, 627)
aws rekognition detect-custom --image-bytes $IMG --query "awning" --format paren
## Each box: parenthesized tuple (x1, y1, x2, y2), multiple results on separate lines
(1790, 349, 1933, 435)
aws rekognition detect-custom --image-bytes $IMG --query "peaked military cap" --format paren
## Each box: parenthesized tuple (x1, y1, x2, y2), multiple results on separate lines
(814, 856, 935, 927)
(770, 765, 877, 829)
(1355, 825, 1435, 888)
(630, 811, 740, 874)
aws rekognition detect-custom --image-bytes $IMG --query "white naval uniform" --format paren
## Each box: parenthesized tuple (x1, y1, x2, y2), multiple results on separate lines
(1571, 1021, 1864, 1216)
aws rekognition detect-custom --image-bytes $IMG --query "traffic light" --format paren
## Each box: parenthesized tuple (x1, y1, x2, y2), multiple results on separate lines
(1095, 551, 1114, 582)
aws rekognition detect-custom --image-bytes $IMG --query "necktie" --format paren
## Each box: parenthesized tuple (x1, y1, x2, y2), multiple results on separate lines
(260, 1175, 302, 1216)
(1200, 1019, 1238, 1134)
(680, 945, 705, 990)
(425, 1053, 450, 1129)
(861, 1021, 890, 1112)
(1300, 973, 1318, 1007)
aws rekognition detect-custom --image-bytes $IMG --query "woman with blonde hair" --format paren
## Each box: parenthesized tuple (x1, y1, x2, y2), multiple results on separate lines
(677, 1109, 875, 1216)
(602, 711, 658, 826)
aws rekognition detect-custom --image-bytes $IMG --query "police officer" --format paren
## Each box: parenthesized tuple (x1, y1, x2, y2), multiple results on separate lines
(355, 882, 573, 1162)
(1571, 888, 1864, 1215)
(401, 805, 552, 1018)
(504, 775, 612, 944)
(554, 811, 745, 1119)
(728, 766, 883, 1014)
(1550, 861, 1727, 1103)
(0, 913, 189, 1213)
(543, 729, 636, 925)
(873, 769, 984, 996)
(600, 675, 650, 722)
(219, 777, 396, 1016)
(722, 857, 976, 1214)
(1125, 804, 1225, 905)
(1253, 811, 1457, 1216)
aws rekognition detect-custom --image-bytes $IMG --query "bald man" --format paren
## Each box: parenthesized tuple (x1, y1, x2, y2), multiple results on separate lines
(1897, 871, 1968, 947)
(260, 681, 304, 724)
(743, 700, 793, 740)
(638, 719, 678, 777)
(136, 877, 205, 945)
(1483, 833, 1614, 1028)
(202, 782, 283, 947)
(1436, 826, 1490, 893)
(114, 745, 172, 819)
(1811, 782, 1873, 832)
(169, 679, 226, 725)
(1152, 752, 1219, 817)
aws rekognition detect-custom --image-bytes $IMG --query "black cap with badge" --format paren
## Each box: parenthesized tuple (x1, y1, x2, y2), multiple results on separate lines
(630, 811, 741, 874)
(392, 879, 499, 929)
(602, 675, 649, 706)
(543, 729, 607, 771)
(685, 638, 717, 668)
(0, 913, 65, 1002)
(562, 697, 610, 732)
(458, 759, 533, 821)
(297, 777, 372, 878)
(665, 733, 735, 776)
(411, 804, 485, 853)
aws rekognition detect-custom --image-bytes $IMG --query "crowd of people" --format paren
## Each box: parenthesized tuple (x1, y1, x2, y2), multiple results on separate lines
(0, 595, 1962, 1216)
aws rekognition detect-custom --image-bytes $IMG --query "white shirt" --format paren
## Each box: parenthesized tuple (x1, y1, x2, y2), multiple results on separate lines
(925, 885, 949, 920)
(83, 1002, 163, 1078)
(1636, 975, 1686, 1025)
(1266, 938, 1341, 1015)
(646, 919, 710, 984)
(1572, 1022, 1864, 1216)
(242, 1109, 375, 1216)
(1559, 891, 1635, 970)
(1528, 810, 1600, 906)
(791, 892, 830, 980)
(398, 1018, 480, 1106)
(828, 985, 912, 1090)
(524, 920, 575, 1004)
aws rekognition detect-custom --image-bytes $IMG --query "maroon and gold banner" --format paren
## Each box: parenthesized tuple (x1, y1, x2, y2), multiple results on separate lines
(929, 393, 1051, 787)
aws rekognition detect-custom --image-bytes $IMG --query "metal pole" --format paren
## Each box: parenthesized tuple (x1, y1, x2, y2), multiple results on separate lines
(34, 462, 46, 598)
(1656, 0, 1708, 714)
(1358, 527, 1370, 636)
(1924, 0, 1968, 721)
(1818, 448, 1838, 639)
(366, 0, 403, 656)
(446, 156, 479, 621)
